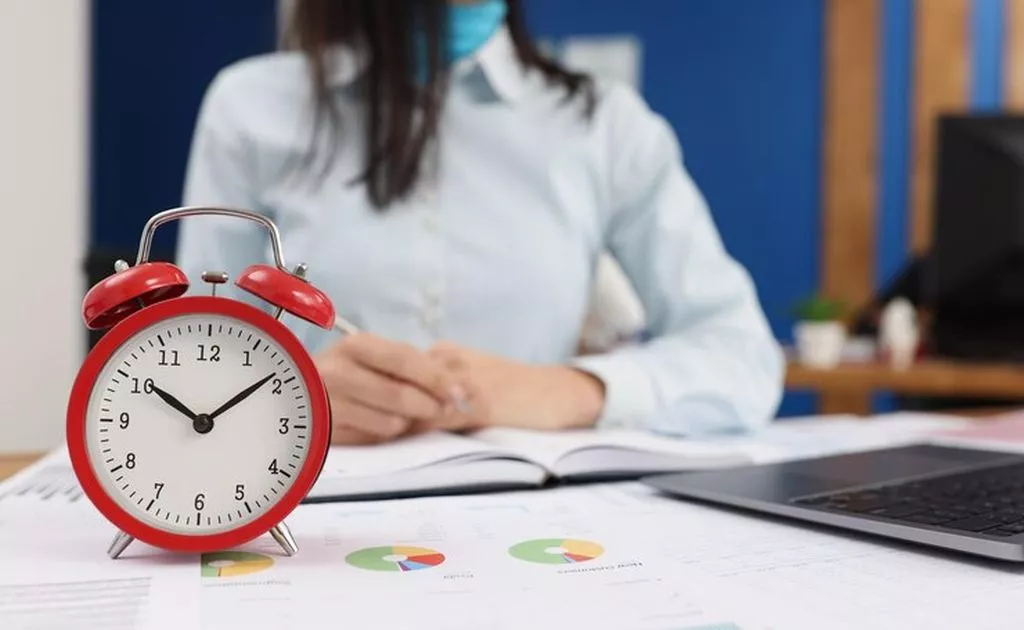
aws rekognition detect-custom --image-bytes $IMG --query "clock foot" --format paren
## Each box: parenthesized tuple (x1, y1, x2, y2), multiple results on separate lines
(107, 530, 135, 559)
(269, 522, 298, 556)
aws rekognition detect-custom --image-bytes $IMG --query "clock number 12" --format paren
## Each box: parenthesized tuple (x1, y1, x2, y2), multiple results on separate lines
(196, 344, 220, 362)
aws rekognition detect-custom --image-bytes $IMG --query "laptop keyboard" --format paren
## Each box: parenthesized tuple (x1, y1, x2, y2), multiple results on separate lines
(793, 461, 1024, 537)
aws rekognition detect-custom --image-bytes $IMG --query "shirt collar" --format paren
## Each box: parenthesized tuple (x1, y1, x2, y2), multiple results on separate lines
(324, 26, 527, 104)
(454, 26, 527, 103)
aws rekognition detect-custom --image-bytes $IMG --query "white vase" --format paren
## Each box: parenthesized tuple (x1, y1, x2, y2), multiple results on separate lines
(794, 321, 847, 369)
(879, 298, 920, 371)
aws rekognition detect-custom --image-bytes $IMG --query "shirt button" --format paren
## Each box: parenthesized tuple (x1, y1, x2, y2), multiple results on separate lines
(420, 307, 440, 331)
(415, 185, 438, 205)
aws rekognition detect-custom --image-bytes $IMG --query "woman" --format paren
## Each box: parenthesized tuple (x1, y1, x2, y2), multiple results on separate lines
(177, 0, 784, 445)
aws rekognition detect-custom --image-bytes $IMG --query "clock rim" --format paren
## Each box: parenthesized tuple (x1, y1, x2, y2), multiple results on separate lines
(67, 295, 331, 553)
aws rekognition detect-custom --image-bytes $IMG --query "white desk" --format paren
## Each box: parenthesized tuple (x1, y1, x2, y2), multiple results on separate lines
(2, 415, 1022, 630)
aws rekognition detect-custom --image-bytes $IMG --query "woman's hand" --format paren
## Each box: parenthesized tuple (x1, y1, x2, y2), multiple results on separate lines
(315, 334, 467, 445)
(428, 342, 606, 432)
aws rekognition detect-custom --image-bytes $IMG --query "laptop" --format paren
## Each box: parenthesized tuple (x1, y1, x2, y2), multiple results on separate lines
(644, 444, 1024, 562)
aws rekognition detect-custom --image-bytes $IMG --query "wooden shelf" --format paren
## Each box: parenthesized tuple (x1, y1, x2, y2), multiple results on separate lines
(786, 358, 1024, 414)
(786, 359, 1024, 398)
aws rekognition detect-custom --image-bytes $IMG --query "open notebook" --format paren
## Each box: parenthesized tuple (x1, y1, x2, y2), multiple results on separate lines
(305, 428, 752, 502)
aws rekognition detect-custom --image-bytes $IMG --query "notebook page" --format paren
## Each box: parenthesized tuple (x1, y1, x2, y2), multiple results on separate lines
(470, 427, 748, 471)
(317, 431, 521, 478)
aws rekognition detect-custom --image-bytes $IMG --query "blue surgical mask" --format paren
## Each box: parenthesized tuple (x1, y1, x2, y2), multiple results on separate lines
(447, 0, 508, 61)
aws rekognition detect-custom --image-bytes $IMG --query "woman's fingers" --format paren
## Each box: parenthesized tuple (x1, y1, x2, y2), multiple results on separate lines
(319, 337, 447, 419)
(330, 425, 385, 446)
(330, 422, 411, 446)
(317, 338, 444, 442)
(315, 335, 479, 444)
(328, 359, 444, 421)
(342, 334, 467, 406)
(329, 396, 412, 441)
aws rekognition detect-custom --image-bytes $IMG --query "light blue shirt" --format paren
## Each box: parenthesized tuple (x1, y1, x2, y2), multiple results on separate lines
(176, 28, 784, 436)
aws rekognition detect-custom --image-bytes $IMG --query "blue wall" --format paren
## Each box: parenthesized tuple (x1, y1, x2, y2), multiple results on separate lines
(91, 1, 277, 257)
(973, 0, 1005, 110)
(878, 0, 913, 290)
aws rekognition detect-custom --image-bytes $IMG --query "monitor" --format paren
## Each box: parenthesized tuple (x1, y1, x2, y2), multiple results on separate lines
(931, 114, 1024, 360)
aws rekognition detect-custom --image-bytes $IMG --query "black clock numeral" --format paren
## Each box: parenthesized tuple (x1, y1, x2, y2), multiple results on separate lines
(278, 418, 290, 435)
(272, 379, 282, 395)
(130, 377, 155, 394)
(125, 452, 136, 469)
(119, 412, 130, 430)
(194, 493, 206, 511)
(242, 351, 253, 367)
(158, 349, 180, 367)
(153, 482, 165, 499)
(234, 484, 245, 501)
(196, 344, 221, 363)
(268, 459, 280, 475)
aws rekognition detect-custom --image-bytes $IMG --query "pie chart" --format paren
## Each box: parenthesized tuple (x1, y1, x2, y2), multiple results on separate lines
(201, 551, 274, 578)
(345, 545, 446, 572)
(508, 538, 605, 564)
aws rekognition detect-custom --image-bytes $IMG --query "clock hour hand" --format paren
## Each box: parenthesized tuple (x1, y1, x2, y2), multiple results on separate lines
(150, 384, 198, 421)
(207, 372, 277, 421)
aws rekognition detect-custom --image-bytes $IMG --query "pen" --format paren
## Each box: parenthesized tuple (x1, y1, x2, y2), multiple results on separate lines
(333, 314, 361, 337)
(332, 315, 473, 415)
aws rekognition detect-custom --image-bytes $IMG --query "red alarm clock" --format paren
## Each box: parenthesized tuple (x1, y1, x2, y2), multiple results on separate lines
(67, 207, 334, 559)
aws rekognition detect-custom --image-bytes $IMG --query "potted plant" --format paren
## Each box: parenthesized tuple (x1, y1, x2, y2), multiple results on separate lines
(792, 295, 847, 369)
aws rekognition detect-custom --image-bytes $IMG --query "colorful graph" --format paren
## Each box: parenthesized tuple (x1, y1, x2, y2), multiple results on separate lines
(201, 551, 275, 578)
(508, 538, 604, 564)
(345, 545, 446, 572)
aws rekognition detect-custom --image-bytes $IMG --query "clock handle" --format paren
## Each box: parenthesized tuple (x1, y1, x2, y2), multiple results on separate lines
(82, 205, 335, 330)
(134, 206, 289, 270)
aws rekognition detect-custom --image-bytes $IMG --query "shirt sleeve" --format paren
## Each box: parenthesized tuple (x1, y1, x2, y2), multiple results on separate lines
(572, 86, 785, 436)
(175, 69, 271, 305)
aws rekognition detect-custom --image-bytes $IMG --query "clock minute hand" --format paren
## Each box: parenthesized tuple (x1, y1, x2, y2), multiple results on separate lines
(151, 384, 198, 421)
(208, 372, 277, 421)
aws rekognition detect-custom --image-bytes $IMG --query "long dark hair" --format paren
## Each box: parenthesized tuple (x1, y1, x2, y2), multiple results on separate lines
(285, 0, 595, 209)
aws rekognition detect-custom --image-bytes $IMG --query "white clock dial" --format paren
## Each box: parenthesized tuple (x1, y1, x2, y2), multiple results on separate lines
(85, 314, 313, 535)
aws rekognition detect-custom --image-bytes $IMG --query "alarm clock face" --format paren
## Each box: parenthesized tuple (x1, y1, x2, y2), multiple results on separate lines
(83, 312, 315, 536)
